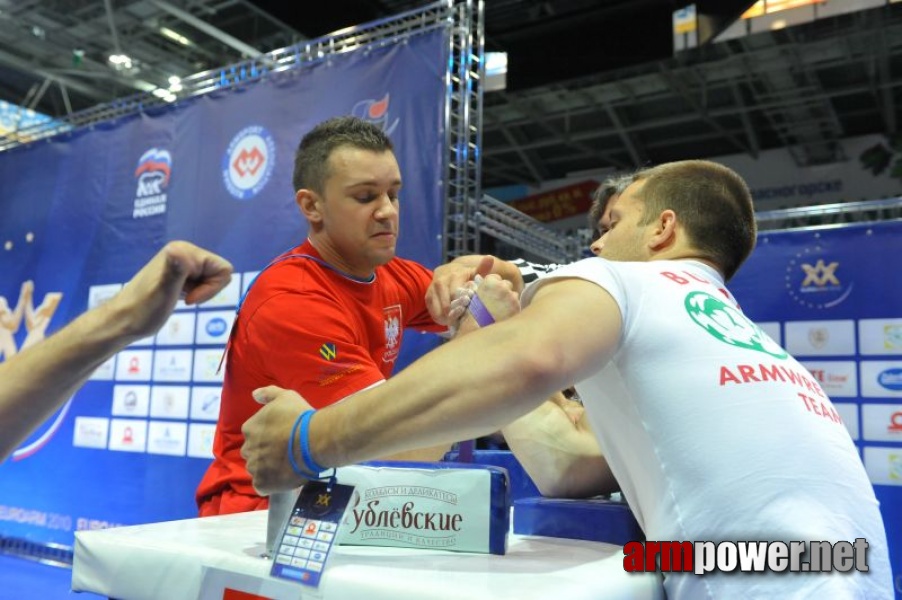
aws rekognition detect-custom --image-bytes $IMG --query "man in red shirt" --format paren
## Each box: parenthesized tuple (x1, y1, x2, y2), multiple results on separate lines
(196, 117, 450, 516)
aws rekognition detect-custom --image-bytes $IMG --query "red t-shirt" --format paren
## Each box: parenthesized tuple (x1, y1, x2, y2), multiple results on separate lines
(195, 240, 442, 515)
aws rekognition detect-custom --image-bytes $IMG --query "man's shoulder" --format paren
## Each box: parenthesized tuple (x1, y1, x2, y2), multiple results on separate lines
(248, 256, 320, 292)
(380, 256, 433, 282)
(240, 258, 340, 317)
(542, 259, 728, 304)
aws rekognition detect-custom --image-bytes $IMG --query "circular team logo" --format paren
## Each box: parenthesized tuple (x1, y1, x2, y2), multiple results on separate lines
(222, 125, 276, 200)
(684, 291, 787, 359)
(785, 246, 853, 310)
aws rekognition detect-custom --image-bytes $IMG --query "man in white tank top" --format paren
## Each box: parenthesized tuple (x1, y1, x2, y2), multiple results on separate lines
(242, 160, 894, 599)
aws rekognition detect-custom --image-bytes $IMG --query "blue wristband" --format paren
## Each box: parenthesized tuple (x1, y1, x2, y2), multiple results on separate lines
(467, 294, 495, 327)
(287, 411, 307, 478)
(299, 410, 329, 475)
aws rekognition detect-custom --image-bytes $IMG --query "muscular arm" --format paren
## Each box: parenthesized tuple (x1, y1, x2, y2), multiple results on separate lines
(379, 273, 521, 462)
(450, 274, 613, 497)
(332, 385, 451, 463)
(0, 299, 136, 460)
(502, 393, 616, 498)
(0, 242, 232, 462)
(242, 278, 624, 493)
(377, 445, 448, 462)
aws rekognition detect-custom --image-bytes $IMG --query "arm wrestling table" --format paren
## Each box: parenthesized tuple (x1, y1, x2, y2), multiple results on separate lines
(72, 510, 664, 599)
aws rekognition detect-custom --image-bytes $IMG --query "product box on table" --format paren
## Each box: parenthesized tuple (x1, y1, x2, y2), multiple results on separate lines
(335, 461, 509, 555)
(513, 495, 643, 546)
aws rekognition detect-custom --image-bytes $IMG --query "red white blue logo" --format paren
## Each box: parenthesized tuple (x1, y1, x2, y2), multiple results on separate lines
(11, 399, 73, 461)
(222, 125, 276, 200)
(351, 93, 399, 136)
(132, 148, 171, 218)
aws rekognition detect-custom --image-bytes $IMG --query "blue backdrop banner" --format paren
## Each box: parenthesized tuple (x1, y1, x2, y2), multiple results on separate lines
(0, 27, 449, 547)
(730, 220, 902, 596)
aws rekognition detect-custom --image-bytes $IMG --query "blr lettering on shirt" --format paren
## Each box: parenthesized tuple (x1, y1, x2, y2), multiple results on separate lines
(660, 270, 732, 304)
(719, 363, 826, 398)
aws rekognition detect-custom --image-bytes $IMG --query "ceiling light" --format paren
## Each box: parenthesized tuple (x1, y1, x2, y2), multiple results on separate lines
(485, 52, 507, 93)
(134, 80, 158, 93)
(159, 26, 192, 46)
(485, 52, 507, 74)
(108, 54, 133, 70)
(168, 75, 181, 85)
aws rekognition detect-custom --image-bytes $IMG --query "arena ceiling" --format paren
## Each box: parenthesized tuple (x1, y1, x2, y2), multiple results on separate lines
(0, 0, 899, 188)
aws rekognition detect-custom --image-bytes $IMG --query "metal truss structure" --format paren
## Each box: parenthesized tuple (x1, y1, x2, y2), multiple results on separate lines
(480, 4, 902, 188)
(756, 196, 902, 231)
(476, 194, 582, 264)
(0, 2, 458, 146)
(503, 195, 902, 265)
(442, 0, 483, 261)
(2, 1, 901, 260)
(2, 1, 901, 193)
(0, 0, 486, 264)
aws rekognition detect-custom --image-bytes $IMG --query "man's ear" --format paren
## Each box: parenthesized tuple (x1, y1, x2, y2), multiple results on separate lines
(649, 209, 677, 251)
(296, 189, 322, 224)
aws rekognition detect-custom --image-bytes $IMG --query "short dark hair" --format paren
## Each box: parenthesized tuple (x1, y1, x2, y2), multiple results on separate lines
(632, 160, 756, 281)
(588, 174, 633, 237)
(292, 116, 394, 193)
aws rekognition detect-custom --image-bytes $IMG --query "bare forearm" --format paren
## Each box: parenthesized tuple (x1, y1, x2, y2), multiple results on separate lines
(378, 443, 451, 463)
(502, 398, 616, 498)
(0, 242, 232, 463)
(309, 281, 619, 469)
(0, 302, 134, 460)
(311, 319, 561, 468)
(241, 279, 622, 496)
